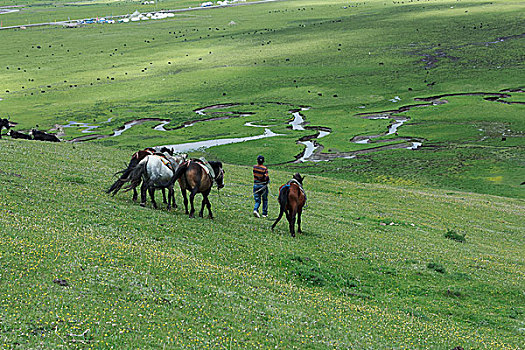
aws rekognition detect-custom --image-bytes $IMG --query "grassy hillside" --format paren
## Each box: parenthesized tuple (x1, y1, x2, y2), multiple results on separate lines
(1, 1, 524, 347)
(0, 139, 523, 348)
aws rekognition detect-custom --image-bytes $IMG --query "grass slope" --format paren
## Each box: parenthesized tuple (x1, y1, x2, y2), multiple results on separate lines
(0, 139, 523, 348)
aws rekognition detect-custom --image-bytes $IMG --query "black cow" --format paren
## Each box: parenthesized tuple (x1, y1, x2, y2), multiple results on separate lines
(30, 129, 60, 142)
(0, 118, 11, 139)
(7, 129, 32, 140)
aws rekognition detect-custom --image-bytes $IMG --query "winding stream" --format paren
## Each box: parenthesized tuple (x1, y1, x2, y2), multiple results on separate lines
(159, 128, 283, 153)
(296, 129, 330, 162)
(61, 117, 113, 133)
(299, 90, 523, 162)
(289, 107, 310, 130)
(69, 118, 170, 142)
(63, 89, 522, 161)
(0, 9, 19, 14)
(153, 121, 170, 131)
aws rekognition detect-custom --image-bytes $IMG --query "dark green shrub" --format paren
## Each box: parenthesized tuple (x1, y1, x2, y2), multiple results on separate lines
(445, 287, 463, 298)
(427, 262, 446, 273)
(445, 230, 466, 243)
(62, 176, 87, 184)
(285, 255, 359, 290)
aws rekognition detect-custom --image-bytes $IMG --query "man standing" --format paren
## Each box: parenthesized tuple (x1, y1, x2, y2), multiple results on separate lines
(253, 155, 269, 218)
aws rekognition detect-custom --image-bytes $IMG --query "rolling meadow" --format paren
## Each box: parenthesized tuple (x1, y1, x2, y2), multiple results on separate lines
(0, 0, 524, 348)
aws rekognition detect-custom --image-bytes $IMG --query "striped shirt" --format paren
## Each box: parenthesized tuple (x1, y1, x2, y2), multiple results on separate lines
(253, 165, 269, 183)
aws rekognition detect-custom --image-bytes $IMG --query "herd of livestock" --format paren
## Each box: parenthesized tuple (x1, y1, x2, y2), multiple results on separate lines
(106, 147, 226, 220)
(0, 118, 60, 142)
(106, 147, 306, 236)
(1, 119, 306, 236)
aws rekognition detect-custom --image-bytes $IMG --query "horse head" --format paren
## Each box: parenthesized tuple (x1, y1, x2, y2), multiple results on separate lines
(293, 173, 304, 185)
(158, 147, 174, 156)
(210, 161, 225, 189)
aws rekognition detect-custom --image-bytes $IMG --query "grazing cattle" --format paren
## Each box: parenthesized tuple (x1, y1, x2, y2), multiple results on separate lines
(0, 118, 11, 139)
(30, 129, 60, 142)
(271, 173, 307, 237)
(7, 129, 31, 140)
(171, 158, 225, 218)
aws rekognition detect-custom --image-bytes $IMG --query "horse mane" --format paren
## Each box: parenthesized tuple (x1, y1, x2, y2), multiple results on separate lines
(209, 161, 223, 173)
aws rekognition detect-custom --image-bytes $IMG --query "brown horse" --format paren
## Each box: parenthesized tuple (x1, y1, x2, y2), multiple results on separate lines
(271, 173, 306, 237)
(107, 147, 175, 202)
(171, 159, 225, 218)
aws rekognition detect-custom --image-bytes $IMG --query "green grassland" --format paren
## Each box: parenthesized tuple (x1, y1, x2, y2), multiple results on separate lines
(0, 0, 524, 347)
(0, 139, 524, 348)
(1, 0, 523, 198)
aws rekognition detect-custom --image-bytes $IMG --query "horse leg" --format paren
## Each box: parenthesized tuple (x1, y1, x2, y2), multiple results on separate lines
(206, 195, 213, 219)
(162, 188, 167, 204)
(199, 195, 206, 218)
(199, 190, 212, 218)
(140, 183, 148, 207)
(271, 206, 285, 231)
(148, 188, 157, 209)
(181, 188, 189, 214)
(189, 187, 199, 218)
(166, 188, 171, 210)
(168, 186, 176, 210)
(203, 191, 213, 219)
(288, 209, 297, 238)
(132, 188, 138, 202)
(297, 209, 303, 234)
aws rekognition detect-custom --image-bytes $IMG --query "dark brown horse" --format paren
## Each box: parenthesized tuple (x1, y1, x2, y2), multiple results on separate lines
(171, 159, 224, 218)
(271, 173, 306, 237)
(107, 147, 176, 203)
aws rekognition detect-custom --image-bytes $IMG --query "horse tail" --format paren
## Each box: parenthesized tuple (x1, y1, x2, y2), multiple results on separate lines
(122, 160, 147, 192)
(107, 178, 126, 196)
(169, 161, 188, 186)
(106, 159, 139, 195)
(278, 185, 290, 208)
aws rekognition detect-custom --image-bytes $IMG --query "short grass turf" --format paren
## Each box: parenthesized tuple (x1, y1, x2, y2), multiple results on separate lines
(0, 138, 524, 348)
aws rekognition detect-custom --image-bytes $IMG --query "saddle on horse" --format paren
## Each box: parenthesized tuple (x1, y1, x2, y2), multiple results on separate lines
(192, 157, 216, 179)
(279, 178, 307, 202)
